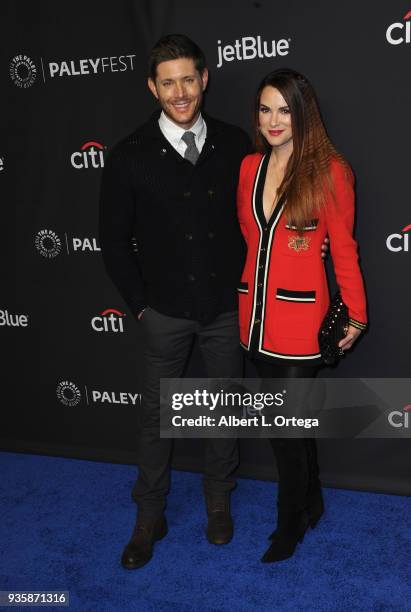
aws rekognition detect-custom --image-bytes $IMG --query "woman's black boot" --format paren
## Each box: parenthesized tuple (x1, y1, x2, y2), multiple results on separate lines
(261, 508, 310, 563)
(307, 486, 324, 528)
(304, 438, 324, 528)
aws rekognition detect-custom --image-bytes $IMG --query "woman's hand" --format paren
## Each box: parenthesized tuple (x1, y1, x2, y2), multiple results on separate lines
(338, 325, 362, 351)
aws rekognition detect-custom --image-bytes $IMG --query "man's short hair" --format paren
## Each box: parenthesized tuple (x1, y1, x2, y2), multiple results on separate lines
(148, 33, 207, 80)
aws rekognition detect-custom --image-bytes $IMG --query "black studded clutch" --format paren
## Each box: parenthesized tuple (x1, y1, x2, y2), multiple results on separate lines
(318, 291, 349, 366)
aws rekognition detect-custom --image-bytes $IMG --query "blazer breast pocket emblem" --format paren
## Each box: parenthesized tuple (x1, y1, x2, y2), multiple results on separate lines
(288, 235, 311, 252)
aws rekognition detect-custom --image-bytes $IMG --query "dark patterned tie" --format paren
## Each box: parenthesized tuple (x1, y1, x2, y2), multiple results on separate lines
(181, 131, 200, 164)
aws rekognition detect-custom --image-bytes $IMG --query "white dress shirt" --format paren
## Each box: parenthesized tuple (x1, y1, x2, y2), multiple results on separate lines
(158, 111, 207, 157)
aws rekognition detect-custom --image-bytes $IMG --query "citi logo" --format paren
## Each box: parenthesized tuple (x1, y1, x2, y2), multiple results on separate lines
(386, 11, 411, 45)
(386, 224, 411, 252)
(216, 35, 290, 68)
(388, 404, 411, 428)
(91, 308, 125, 333)
(0, 309, 29, 328)
(71, 141, 106, 169)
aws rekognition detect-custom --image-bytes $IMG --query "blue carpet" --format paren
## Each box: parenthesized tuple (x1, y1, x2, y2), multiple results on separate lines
(0, 451, 410, 611)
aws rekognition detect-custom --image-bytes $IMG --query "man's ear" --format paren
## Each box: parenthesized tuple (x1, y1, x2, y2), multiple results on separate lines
(147, 77, 159, 99)
(201, 68, 209, 91)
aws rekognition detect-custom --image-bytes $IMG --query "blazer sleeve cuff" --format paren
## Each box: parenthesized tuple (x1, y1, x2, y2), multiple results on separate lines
(348, 317, 367, 331)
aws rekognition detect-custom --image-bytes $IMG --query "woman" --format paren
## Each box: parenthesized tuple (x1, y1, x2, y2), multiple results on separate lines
(237, 69, 367, 563)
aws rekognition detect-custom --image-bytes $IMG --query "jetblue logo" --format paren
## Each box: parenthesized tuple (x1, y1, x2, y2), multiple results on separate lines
(0, 309, 29, 328)
(216, 36, 290, 68)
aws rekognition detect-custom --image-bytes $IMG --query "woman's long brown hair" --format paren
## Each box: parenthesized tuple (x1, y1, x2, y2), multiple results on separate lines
(254, 68, 351, 231)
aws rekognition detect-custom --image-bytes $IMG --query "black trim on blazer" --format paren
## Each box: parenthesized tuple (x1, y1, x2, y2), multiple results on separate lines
(255, 155, 286, 231)
(248, 154, 286, 355)
(285, 219, 319, 231)
(276, 288, 316, 302)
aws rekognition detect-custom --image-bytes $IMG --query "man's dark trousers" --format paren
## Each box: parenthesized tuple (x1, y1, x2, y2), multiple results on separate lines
(132, 307, 242, 520)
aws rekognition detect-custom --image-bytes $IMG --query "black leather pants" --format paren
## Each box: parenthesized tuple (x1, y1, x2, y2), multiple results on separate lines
(253, 361, 321, 512)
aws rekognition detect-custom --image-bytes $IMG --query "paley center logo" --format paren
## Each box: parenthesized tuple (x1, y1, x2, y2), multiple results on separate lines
(35, 229, 101, 257)
(56, 380, 140, 406)
(48, 54, 136, 78)
(386, 10, 411, 45)
(388, 404, 411, 428)
(71, 141, 106, 170)
(56, 381, 82, 407)
(9, 54, 37, 88)
(91, 308, 126, 333)
(35, 229, 62, 258)
(217, 34, 291, 68)
(386, 224, 411, 252)
(10, 53, 136, 86)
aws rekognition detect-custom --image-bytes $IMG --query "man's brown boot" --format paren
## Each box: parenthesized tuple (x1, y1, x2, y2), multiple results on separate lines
(121, 514, 168, 569)
(205, 494, 233, 545)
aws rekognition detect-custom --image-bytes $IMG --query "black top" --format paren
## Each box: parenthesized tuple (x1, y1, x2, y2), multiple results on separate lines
(99, 110, 252, 324)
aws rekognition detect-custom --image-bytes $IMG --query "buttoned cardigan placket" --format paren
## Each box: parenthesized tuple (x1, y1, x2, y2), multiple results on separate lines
(245, 154, 286, 355)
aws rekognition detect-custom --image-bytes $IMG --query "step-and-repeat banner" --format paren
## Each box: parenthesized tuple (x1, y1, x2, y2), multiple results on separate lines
(2, 0, 410, 493)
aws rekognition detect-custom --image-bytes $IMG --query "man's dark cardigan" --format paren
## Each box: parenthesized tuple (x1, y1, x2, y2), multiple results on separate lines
(99, 110, 252, 324)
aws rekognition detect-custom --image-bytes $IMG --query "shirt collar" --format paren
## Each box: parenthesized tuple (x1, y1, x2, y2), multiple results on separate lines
(159, 111, 206, 148)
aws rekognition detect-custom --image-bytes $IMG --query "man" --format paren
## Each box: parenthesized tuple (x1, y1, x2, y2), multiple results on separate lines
(99, 34, 251, 570)
(99, 34, 328, 570)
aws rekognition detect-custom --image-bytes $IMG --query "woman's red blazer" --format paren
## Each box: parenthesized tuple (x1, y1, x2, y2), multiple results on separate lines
(236, 152, 367, 362)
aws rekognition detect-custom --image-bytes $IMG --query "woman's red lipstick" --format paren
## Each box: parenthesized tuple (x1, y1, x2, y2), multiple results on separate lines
(268, 130, 284, 136)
